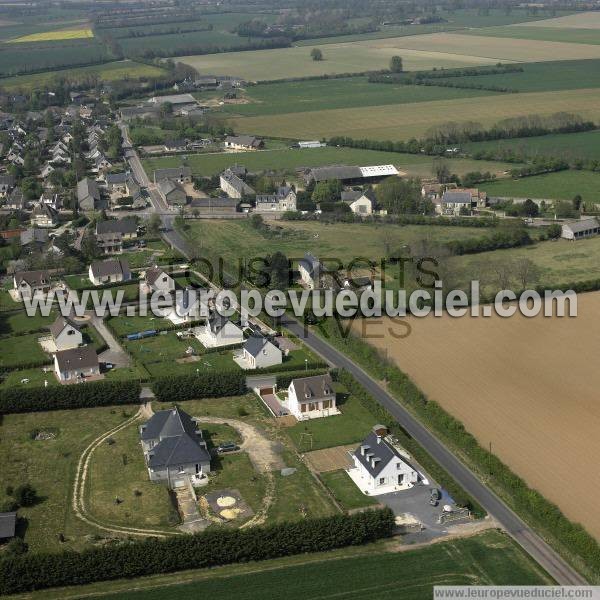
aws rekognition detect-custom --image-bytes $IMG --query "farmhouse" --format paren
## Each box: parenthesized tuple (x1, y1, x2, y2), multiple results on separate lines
(77, 177, 105, 211)
(439, 190, 473, 216)
(88, 258, 131, 286)
(347, 425, 419, 496)
(561, 217, 600, 240)
(95, 218, 138, 254)
(13, 270, 51, 300)
(298, 253, 322, 289)
(20, 227, 49, 251)
(153, 166, 192, 184)
(236, 335, 282, 370)
(305, 164, 398, 185)
(145, 266, 176, 294)
(54, 346, 100, 382)
(190, 197, 239, 214)
(341, 189, 379, 216)
(158, 179, 187, 207)
(49, 316, 82, 351)
(140, 406, 211, 488)
(255, 186, 297, 213)
(220, 168, 255, 199)
(287, 374, 339, 420)
(164, 138, 187, 152)
(224, 135, 264, 151)
(0, 512, 16, 541)
(196, 312, 244, 348)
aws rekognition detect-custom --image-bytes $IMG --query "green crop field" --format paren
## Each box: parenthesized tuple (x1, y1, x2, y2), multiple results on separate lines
(464, 25, 600, 45)
(0, 60, 166, 91)
(143, 147, 517, 180)
(465, 129, 600, 162)
(426, 59, 600, 93)
(229, 88, 600, 141)
(69, 530, 550, 600)
(480, 170, 600, 200)
(224, 77, 497, 117)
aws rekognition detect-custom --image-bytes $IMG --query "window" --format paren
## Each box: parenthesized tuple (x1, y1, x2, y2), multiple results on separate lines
(301, 403, 308, 413)
(178, 465, 185, 473)
(396, 463, 402, 469)
(379, 477, 385, 486)
(323, 399, 331, 409)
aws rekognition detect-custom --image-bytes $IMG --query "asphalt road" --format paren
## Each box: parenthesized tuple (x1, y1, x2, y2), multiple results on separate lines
(119, 122, 588, 586)
(280, 315, 587, 585)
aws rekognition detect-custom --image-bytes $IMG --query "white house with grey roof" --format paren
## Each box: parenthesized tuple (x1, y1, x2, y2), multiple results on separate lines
(140, 406, 211, 487)
(49, 316, 82, 351)
(298, 253, 322, 289)
(347, 425, 419, 495)
(195, 312, 244, 348)
(54, 346, 100, 382)
(88, 258, 131, 286)
(145, 266, 176, 294)
(235, 335, 282, 370)
(224, 135, 263, 151)
(13, 270, 51, 300)
(220, 168, 255, 199)
(561, 217, 600, 241)
(77, 177, 105, 211)
(153, 166, 192, 184)
(287, 373, 339, 420)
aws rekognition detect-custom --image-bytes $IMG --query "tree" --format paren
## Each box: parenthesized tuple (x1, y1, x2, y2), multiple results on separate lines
(522, 199, 539, 217)
(14, 484, 37, 507)
(375, 177, 429, 215)
(547, 223, 561, 239)
(515, 258, 541, 290)
(147, 213, 161, 235)
(250, 213, 264, 229)
(432, 158, 451, 184)
(572, 194, 583, 211)
(311, 180, 341, 204)
(389, 55, 403, 73)
(310, 48, 323, 61)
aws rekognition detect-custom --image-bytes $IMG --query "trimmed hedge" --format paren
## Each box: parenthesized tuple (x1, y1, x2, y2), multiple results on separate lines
(276, 368, 329, 389)
(152, 371, 247, 402)
(0, 508, 395, 595)
(0, 380, 141, 415)
(317, 318, 600, 577)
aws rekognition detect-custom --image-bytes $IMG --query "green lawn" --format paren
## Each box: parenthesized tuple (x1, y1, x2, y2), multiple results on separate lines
(480, 170, 600, 201)
(320, 469, 378, 511)
(286, 387, 375, 452)
(108, 314, 182, 337)
(0, 332, 49, 368)
(0, 366, 56, 388)
(0, 406, 129, 553)
(465, 129, 600, 163)
(465, 25, 600, 45)
(0, 308, 56, 335)
(63, 275, 141, 304)
(224, 77, 497, 117)
(143, 146, 517, 179)
(86, 418, 176, 531)
(74, 530, 552, 600)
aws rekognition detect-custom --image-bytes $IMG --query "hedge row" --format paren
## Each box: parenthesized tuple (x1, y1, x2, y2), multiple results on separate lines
(317, 318, 600, 577)
(0, 380, 141, 415)
(151, 371, 247, 402)
(0, 508, 395, 594)
(275, 368, 329, 389)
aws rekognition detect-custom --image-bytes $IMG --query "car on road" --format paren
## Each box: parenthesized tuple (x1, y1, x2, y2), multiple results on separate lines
(216, 442, 240, 454)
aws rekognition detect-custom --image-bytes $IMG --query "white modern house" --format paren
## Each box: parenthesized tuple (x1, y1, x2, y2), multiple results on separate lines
(13, 270, 51, 300)
(140, 406, 211, 488)
(561, 217, 600, 240)
(298, 253, 322, 289)
(88, 259, 131, 286)
(54, 346, 100, 382)
(145, 267, 176, 294)
(287, 374, 339, 420)
(341, 190, 378, 216)
(195, 313, 244, 348)
(49, 316, 83, 351)
(347, 425, 420, 496)
(235, 335, 282, 370)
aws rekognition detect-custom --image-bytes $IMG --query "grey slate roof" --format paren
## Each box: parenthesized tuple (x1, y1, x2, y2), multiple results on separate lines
(77, 177, 100, 203)
(147, 434, 210, 468)
(298, 252, 321, 279)
(0, 512, 16, 539)
(14, 270, 50, 288)
(96, 218, 137, 236)
(49, 315, 80, 339)
(563, 217, 600, 234)
(89, 258, 131, 280)
(20, 228, 49, 246)
(308, 165, 362, 183)
(164, 138, 186, 149)
(153, 166, 191, 181)
(441, 191, 472, 204)
(244, 335, 270, 358)
(220, 169, 255, 196)
(353, 431, 407, 478)
(190, 197, 238, 209)
(290, 374, 334, 401)
(145, 266, 170, 286)
(140, 406, 198, 441)
(225, 135, 263, 148)
(105, 172, 129, 185)
(208, 312, 231, 335)
(54, 346, 98, 372)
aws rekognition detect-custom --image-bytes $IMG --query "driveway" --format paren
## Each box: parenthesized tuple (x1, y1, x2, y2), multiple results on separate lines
(89, 314, 131, 368)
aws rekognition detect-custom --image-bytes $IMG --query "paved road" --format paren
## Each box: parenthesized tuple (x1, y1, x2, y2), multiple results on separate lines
(280, 315, 587, 585)
(118, 121, 588, 585)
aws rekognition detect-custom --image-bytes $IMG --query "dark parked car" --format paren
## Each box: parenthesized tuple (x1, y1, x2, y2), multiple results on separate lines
(430, 488, 441, 506)
(216, 442, 240, 454)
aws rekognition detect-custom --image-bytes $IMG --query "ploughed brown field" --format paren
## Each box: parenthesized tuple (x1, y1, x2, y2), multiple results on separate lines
(352, 291, 600, 540)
